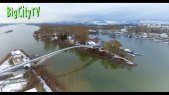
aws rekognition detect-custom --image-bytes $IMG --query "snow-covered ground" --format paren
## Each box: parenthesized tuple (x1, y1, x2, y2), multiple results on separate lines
(25, 88, 37, 92)
(0, 73, 27, 92)
(0, 50, 48, 92)
(0, 50, 28, 92)
(0, 57, 12, 70)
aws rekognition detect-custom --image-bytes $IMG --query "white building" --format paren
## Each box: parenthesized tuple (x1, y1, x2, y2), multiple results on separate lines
(67, 36, 72, 40)
(121, 28, 127, 32)
(11, 50, 22, 58)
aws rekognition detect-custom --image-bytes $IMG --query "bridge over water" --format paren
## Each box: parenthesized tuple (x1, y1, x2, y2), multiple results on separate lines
(0, 45, 96, 74)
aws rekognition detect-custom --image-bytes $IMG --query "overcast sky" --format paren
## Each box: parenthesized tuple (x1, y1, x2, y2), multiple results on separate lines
(0, 3, 169, 23)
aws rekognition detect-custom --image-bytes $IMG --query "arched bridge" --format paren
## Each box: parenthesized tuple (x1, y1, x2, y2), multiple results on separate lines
(0, 45, 97, 74)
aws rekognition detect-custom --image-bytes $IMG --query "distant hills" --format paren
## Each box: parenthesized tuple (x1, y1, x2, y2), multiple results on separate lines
(138, 20, 169, 25)
(86, 20, 129, 25)
(85, 20, 169, 25)
(1, 20, 169, 25)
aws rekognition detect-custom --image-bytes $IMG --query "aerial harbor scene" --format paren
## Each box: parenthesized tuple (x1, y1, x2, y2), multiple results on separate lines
(0, 3, 169, 92)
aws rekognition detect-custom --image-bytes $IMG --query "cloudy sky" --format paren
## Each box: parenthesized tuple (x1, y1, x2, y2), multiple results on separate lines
(0, 3, 169, 23)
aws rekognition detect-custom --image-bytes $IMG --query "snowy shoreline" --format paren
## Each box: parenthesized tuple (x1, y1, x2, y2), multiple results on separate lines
(0, 50, 37, 92)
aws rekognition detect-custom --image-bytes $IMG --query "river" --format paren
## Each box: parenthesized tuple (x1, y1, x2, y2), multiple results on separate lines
(0, 24, 169, 92)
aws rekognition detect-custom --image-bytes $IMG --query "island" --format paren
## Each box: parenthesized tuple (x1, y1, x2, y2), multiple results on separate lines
(33, 24, 136, 66)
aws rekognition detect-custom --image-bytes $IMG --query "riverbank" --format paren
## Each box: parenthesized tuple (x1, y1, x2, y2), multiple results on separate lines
(34, 66, 65, 92)
(75, 48, 136, 66)
(0, 49, 68, 92)
(0, 50, 28, 92)
(0, 53, 11, 65)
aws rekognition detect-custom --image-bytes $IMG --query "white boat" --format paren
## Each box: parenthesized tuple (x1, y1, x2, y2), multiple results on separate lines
(164, 42, 168, 44)
(124, 48, 132, 52)
(127, 53, 136, 56)
(153, 39, 160, 42)
(124, 48, 142, 56)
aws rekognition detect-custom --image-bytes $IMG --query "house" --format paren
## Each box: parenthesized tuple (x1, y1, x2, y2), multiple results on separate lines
(66, 36, 75, 44)
(67, 36, 72, 40)
(86, 41, 96, 45)
(11, 50, 23, 65)
(121, 28, 127, 32)
(50, 33, 58, 41)
(11, 50, 22, 58)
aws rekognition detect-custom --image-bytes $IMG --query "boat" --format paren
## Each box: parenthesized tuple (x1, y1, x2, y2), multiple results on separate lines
(134, 35, 140, 39)
(124, 48, 142, 56)
(127, 53, 136, 56)
(134, 53, 142, 56)
(5, 30, 13, 33)
(128, 35, 132, 38)
(164, 41, 168, 44)
(153, 39, 161, 42)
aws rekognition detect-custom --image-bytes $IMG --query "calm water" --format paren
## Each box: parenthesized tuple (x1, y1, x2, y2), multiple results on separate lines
(1, 24, 169, 92)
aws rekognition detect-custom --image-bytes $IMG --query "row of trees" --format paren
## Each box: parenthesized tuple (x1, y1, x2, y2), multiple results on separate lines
(34, 24, 90, 44)
(103, 40, 121, 52)
(103, 40, 127, 57)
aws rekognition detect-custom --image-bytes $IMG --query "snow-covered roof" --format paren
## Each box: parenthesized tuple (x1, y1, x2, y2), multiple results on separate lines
(11, 50, 21, 56)
(68, 36, 72, 40)
(87, 41, 96, 45)
(0, 73, 27, 92)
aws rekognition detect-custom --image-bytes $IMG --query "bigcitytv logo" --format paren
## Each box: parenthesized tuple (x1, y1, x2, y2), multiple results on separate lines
(6, 5, 40, 20)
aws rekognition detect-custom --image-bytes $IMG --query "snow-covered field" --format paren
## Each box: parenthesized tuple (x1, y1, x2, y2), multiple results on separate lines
(0, 50, 47, 92)
(0, 73, 27, 92)
(0, 51, 28, 92)
(25, 88, 37, 92)
(0, 57, 12, 71)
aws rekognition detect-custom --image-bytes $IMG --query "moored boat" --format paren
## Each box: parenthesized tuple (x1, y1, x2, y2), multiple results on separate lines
(5, 30, 13, 33)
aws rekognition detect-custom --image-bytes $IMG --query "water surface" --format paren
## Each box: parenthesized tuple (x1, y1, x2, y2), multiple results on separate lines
(0, 25, 169, 91)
